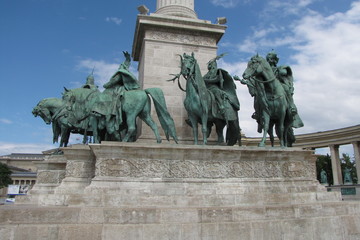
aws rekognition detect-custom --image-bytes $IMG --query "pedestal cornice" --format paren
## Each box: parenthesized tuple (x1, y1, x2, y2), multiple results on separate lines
(132, 14, 226, 61)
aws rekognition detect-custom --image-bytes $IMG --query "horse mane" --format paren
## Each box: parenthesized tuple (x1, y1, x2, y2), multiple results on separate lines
(37, 97, 60, 107)
(192, 57, 209, 113)
(253, 55, 273, 72)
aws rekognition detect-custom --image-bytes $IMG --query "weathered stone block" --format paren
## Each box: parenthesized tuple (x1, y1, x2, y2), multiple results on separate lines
(103, 208, 161, 224)
(103, 225, 143, 240)
(58, 225, 102, 240)
(13, 225, 59, 240)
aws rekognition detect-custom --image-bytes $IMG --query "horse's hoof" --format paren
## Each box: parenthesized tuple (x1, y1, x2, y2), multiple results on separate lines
(258, 143, 265, 147)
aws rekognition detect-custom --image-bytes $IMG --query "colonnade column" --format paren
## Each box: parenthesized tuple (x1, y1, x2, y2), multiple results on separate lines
(352, 141, 360, 182)
(330, 144, 343, 185)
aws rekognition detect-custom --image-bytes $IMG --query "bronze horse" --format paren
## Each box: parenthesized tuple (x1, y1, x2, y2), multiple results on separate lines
(172, 52, 240, 145)
(241, 55, 292, 147)
(32, 98, 71, 147)
(62, 86, 178, 144)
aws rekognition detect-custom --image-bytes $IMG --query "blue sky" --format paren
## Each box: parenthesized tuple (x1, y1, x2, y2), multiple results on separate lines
(0, 0, 359, 155)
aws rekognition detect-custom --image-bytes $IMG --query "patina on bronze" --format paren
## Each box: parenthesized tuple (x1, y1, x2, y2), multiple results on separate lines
(169, 52, 241, 146)
(33, 51, 178, 148)
(234, 52, 303, 147)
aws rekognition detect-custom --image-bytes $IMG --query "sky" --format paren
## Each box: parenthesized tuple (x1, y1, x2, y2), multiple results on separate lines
(0, 0, 359, 156)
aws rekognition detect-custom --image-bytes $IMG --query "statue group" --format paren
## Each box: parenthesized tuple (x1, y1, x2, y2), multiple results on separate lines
(33, 50, 303, 148)
(32, 51, 178, 148)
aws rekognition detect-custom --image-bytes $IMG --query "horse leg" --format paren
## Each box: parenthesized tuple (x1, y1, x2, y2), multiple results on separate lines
(259, 113, 269, 147)
(277, 123, 285, 148)
(214, 120, 225, 144)
(188, 114, 199, 145)
(283, 114, 292, 147)
(122, 114, 137, 142)
(52, 124, 59, 144)
(89, 116, 100, 143)
(276, 114, 286, 148)
(139, 111, 162, 144)
(268, 121, 275, 147)
(82, 131, 88, 144)
(60, 128, 71, 147)
(201, 114, 208, 145)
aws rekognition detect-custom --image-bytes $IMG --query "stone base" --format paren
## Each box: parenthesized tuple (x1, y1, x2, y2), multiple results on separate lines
(2, 143, 360, 239)
(2, 202, 360, 240)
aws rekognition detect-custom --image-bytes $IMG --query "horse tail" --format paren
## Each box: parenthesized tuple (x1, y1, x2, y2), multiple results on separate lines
(226, 117, 241, 146)
(144, 88, 179, 143)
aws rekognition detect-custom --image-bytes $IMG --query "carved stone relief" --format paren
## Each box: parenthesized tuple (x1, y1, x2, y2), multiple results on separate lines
(95, 158, 315, 179)
(146, 29, 216, 46)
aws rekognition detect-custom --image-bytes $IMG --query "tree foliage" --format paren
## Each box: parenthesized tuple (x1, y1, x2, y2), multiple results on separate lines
(316, 153, 357, 185)
(340, 153, 358, 184)
(316, 154, 333, 185)
(0, 162, 12, 189)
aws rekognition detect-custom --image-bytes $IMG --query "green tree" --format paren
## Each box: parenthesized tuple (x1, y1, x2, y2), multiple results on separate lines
(316, 154, 333, 185)
(0, 162, 12, 189)
(316, 153, 358, 185)
(340, 153, 357, 184)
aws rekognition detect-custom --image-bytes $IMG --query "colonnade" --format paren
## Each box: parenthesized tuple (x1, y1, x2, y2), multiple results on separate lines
(12, 179, 36, 186)
(292, 125, 360, 185)
(329, 142, 360, 185)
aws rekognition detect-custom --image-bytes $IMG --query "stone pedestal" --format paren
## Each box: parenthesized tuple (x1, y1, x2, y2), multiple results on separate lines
(15, 154, 67, 205)
(3, 143, 360, 239)
(30, 155, 67, 194)
(54, 144, 95, 195)
(132, 13, 226, 143)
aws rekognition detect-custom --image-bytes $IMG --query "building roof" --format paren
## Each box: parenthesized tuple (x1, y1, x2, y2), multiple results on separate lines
(11, 172, 37, 178)
(0, 153, 45, 161)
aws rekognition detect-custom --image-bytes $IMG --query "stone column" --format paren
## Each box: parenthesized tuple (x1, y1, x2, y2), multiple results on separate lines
(353, 141, 360, 182)
(156, 0, 197, 18)
(330, 145, 343, 185)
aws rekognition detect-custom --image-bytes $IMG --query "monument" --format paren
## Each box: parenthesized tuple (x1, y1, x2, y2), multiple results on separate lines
(2, 1, 360, 239)
(133, 0, 226, 142)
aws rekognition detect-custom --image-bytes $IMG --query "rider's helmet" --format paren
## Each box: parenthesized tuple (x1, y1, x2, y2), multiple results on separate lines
(266, 50, 279, 65)
(86, 73, 95, 85)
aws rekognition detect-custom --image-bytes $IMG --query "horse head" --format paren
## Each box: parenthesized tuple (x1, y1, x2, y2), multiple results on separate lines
(243, 55, 274, 82)
(62, 87, 73, 102)
(242, 54, 264, 79)
(180, 53, 196, 79)
(32, 100, 52, 124)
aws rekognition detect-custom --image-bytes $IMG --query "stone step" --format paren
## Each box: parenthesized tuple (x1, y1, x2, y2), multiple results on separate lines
(2, 201, 360, 225)
(27, 189, 341, 208)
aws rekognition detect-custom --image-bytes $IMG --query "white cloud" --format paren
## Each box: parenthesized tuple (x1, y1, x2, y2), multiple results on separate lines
(0, 142, 55, 156)
(223, 1, 360, 138)
(210, 0, 240, 8)
(265, 0, 316, 16)
(77, 59, 119, 89)
(236, 24, 299, 53)
(105, 17, 122, 25)
(290, 2, 360, 133)
(0, 118, 12, 124)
